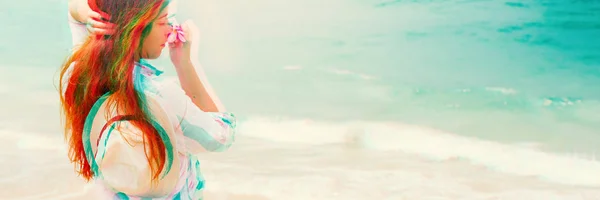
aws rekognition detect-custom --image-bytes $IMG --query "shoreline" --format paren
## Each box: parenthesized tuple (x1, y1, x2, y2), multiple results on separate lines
(2, 136, 599, 200)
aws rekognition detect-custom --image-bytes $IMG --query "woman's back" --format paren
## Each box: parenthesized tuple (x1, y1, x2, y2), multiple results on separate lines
(84, 90, 204, 199)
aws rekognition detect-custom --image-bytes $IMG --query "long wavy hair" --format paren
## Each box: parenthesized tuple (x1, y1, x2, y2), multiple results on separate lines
(59, 0, 171, 182)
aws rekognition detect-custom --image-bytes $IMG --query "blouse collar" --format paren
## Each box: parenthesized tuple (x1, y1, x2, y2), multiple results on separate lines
(135, 59, 164, 77)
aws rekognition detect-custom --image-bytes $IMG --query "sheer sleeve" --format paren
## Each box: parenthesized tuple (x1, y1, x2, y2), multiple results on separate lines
(67, 12, 88, 49)
(155, 79, 237, 154)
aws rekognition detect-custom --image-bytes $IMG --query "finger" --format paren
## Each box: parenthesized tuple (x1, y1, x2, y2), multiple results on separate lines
(98, 11, 111, 21)
(175, 40, 183, 48)
(168, 39, 178, 47)
(96, 28, 115, 35)
(88, 11, 103, 21)
(88, 27, 115, 36)
(88, 19, 115, 29)
(89, 10, 111, 21)
(169, 40, 182, 48)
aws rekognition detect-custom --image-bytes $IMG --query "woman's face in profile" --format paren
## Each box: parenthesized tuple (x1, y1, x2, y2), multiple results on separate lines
(141, 8, 172, 59)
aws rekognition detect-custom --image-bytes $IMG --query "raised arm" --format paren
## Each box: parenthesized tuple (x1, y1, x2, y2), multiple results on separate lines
(168, 21, 224, 112)
(159, 20, 236, 153)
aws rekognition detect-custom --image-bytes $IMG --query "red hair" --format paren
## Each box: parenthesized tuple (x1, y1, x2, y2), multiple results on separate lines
(59, 0, 171, 182)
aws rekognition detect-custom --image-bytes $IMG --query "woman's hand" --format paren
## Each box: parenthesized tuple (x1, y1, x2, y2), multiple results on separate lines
(168, 20, 200, 68)
(69, 0, 115, 36)
(85, 14, 115, 36)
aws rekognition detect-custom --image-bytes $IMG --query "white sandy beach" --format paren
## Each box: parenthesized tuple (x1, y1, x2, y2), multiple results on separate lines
(0, 69, 599, 199)
(2, 126, 600, 200)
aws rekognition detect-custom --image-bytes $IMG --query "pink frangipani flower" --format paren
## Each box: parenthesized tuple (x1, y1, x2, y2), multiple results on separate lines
(167, 24, 186, 43)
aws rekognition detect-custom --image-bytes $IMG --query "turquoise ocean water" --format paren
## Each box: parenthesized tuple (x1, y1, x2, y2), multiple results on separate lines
(192, 0, 600, 155)
(206, 0, 600, 155)
(1, 0, 600, 188)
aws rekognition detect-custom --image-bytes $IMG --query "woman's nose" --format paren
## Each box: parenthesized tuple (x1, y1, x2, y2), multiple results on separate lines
(166, 27, 173, 36)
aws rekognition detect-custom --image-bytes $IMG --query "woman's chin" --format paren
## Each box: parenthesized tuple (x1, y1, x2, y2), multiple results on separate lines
(144, 52, 162, 60)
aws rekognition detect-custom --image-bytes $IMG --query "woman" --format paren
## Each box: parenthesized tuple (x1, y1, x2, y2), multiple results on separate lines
(59, 0, 236, 199)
